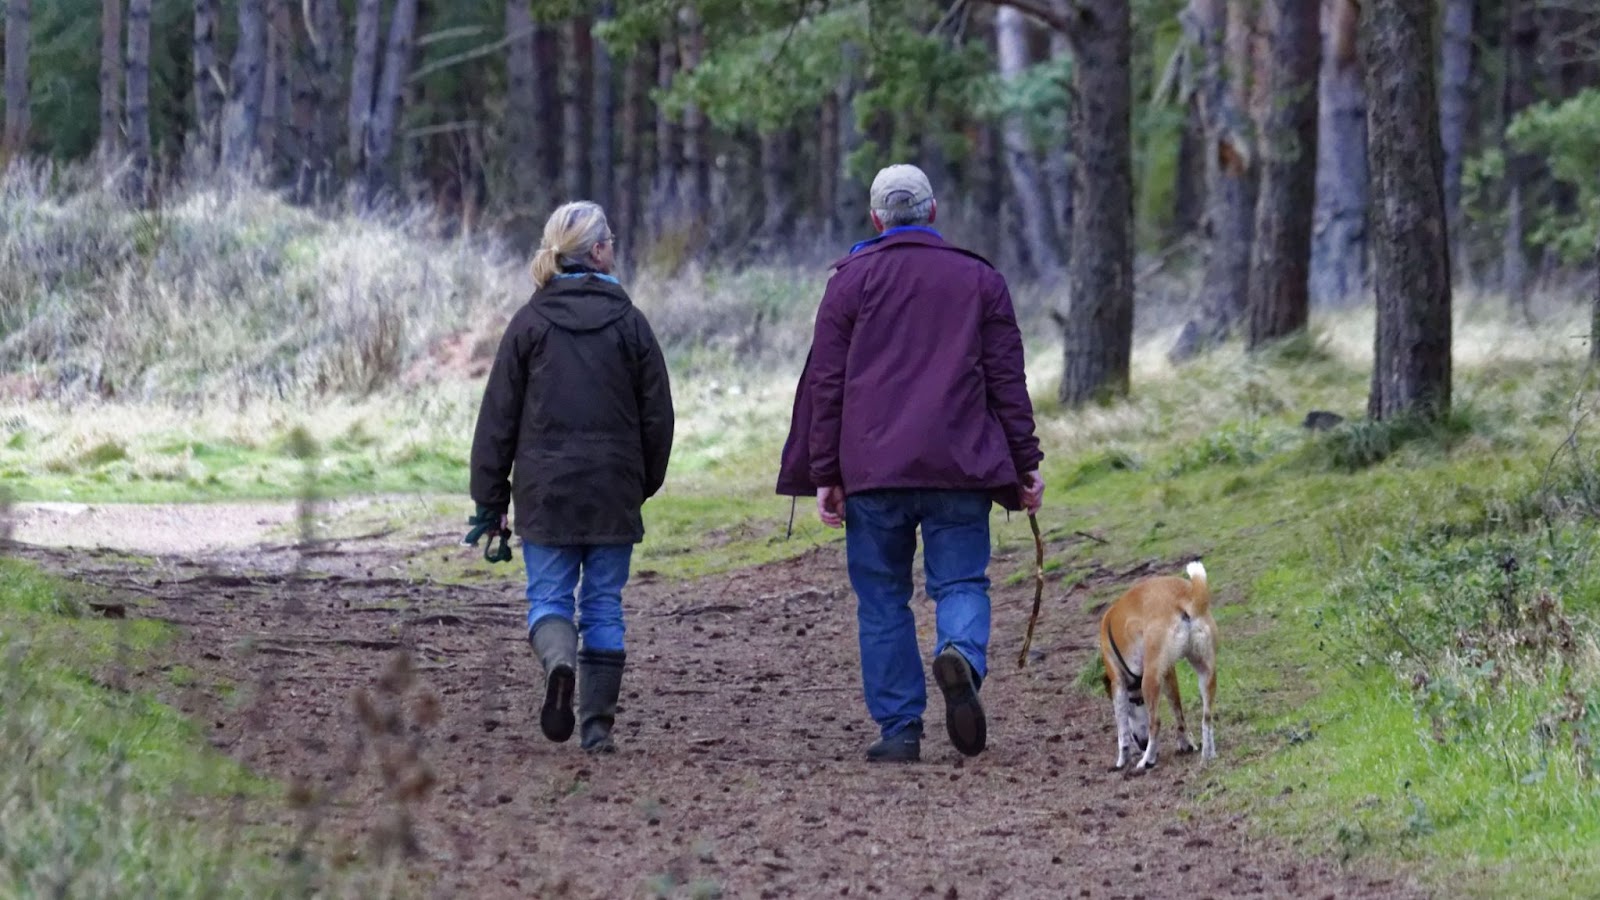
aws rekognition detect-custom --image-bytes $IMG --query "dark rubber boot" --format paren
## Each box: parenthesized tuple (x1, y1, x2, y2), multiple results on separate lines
(578, 649, 626, 754)
(529, 616, 578, 743)
(932, 647, 987, 757)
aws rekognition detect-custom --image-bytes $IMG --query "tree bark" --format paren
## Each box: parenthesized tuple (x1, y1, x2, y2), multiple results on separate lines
(125, 0, 151, 201)
(257, 0, 293, 175)
(347, 0, 382, 169)
(1173, 0, 1255, 359)
(364, 0, 420, 200)
(534, 26, 561, 192)
(562, 15, 593, 201)
(1309, 0, 1366, 305)
(1059, 0, 1134, 407)
(1438, 0, 1473, 276)
(1172, 98, 1205, 239)
(617, 45, 648, 270)
(297, 0, 342, 201)
(1043, 30, 1073, 271)
(1501, 0, 1538, 321)
(192, 0, 223, 168)
(99, 0, 124, 161)
(3, 0, 30, 154)
(1364, 0, 1452, 421)
(996, 6, 1062, 277)
(504, 0, 539, 229)
(760, 129, 795, 241)
(679, 7, 709, 226)
(653, 29, 681, 228)
(1246, 0, 1320, 349)
(592, 2, 616, 215)
(817, 91, 839, 241)
(221, 0, 268, 173)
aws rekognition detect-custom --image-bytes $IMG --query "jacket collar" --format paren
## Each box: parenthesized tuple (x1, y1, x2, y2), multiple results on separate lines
(829, 228, 992, 271)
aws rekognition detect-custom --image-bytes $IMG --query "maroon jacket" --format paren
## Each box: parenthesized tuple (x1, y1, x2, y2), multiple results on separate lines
(776, 230, 1043, 511)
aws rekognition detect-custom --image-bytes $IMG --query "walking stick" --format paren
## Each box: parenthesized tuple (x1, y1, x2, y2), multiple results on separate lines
(1017, 513, 1046, 668)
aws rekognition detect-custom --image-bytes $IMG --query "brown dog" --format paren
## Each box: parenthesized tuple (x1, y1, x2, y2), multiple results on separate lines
(1098, 561, 1217, 772)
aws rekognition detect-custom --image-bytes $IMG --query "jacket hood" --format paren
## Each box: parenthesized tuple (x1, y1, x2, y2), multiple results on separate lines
(531, 274, 633, 332)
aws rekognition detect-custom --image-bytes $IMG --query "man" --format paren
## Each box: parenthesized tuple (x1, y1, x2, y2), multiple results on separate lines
(777, 164, 1045, 762)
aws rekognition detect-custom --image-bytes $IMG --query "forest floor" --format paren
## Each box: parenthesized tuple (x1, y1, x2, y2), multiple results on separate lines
(9, 502, 1424, 899)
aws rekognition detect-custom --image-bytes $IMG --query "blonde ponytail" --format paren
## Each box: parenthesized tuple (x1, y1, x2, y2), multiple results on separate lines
(528, 201, 613, 289)
(530, 246, 562, 289)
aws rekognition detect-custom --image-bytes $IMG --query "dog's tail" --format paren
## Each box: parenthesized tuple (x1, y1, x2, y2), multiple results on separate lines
(1185, 560, 1210, 618)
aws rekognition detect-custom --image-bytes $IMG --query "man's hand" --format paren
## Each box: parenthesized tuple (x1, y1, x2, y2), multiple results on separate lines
(817, 486, 846, 529)
(1019, 470, 1045, 515)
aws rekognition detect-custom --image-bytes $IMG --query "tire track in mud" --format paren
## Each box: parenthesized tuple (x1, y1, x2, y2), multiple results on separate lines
(11, 535, 1425, 899)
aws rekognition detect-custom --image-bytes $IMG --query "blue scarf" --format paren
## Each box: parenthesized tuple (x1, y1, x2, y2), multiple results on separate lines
(555, 270, 621, 285)
(849, 225, 942, 256)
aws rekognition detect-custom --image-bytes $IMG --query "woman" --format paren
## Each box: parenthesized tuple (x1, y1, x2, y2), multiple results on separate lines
(466, 201, 674, 753)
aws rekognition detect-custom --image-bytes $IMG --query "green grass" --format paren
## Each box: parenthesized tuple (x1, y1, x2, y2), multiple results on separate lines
(0, 559, 291, 896)
(1016, 348, 1600, 896)
(0, 559, 414, 896)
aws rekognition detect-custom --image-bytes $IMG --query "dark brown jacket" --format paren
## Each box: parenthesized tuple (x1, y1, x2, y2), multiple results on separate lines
(470, 273, 674, 545)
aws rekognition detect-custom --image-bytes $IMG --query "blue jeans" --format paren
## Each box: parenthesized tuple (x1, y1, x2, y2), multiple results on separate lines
(844, 490, 993, 739)
(523, 543, 634, 652)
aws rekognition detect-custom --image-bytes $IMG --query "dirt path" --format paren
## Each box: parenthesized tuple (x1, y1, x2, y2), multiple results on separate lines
(11, 516, 1425, 899)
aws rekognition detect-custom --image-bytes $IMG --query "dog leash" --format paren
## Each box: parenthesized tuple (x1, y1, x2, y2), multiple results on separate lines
(1016, 513, 1046, 668)
(1106, 626, 1142, 690)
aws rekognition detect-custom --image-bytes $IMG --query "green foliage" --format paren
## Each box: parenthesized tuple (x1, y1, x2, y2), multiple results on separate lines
(1507, 88, 1600, 263)
(665, 8, 868, 133)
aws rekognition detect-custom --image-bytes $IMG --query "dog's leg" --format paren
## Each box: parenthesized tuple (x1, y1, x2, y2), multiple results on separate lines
(1165, 668, 1195, 754)
(1135, 667, 1161, 771)
(1111, 682, 1132, 771)
(1195, 659, 1217, 761)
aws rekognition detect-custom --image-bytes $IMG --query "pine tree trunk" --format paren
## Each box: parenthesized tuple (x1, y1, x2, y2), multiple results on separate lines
(561, 16, 593, 201)
(760, 129, 794, 241)
(1501, 0, 1538, 321)
(99, 0, 124, 161)
(679, 7, 709, 227)
(257, 0, 293, 177)
(996, 6, 1062, 277)
(297, 0, 341, 202)
(221, 0, 268, 173)
(1246, 0, 1320, 349)
(347, 0, 381, 169)
(653, 30, 681, 228)
(504, 0, 539, 231)
(192, 0, 223, 169)
(817, 92, 839, 242)
(1043, 31, 1073, 271)
(836, 43, 866, 237)
(1174, 0, 1254, 359)
(364, 0, 419, 200)
(534, 26, 561, 192)
(1172, 99, 1205, 239)
(1365, 0, 1452, 421)
(617, 46, 647, 270)
(1309, 0, 1366, 305)
(1060, 0, 1134, 407)
(592, 3, 616, 215)
(125, 0, 151, 201)
(3, 0, 31, 154)
(1438, 0, 1473, 276)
